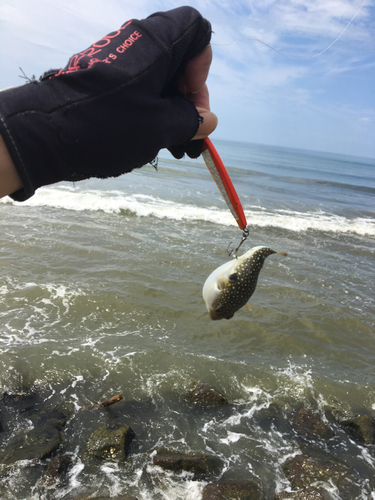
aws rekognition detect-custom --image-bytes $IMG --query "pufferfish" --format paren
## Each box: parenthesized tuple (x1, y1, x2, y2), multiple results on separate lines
(203, 246, 287, 320)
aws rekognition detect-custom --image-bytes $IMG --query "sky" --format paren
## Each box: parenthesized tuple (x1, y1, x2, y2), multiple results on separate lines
(0, 0, 374, 158)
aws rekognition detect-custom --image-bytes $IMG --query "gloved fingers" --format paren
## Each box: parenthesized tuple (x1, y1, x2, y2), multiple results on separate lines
(164, 85, 216, 159)
(145, 7, 211, 95)
(161, 85, 217, 147)
(178, 45, 212, 95)
(166, 82, 217, 160)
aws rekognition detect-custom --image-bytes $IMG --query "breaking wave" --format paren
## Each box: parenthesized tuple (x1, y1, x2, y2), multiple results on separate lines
(2, 186, 374, 237)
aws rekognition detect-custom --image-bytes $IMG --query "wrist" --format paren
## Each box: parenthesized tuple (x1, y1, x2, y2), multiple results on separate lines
(0, 133, 23, 198)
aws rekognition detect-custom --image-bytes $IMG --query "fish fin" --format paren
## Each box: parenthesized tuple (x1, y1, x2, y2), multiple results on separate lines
(245, 303, 252, 311)
(217, 277, 231, 290)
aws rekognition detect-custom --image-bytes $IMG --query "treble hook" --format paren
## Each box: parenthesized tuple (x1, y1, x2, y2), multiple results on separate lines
(227, 226, 250, 258)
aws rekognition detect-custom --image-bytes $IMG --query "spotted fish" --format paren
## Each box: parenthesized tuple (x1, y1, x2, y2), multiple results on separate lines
(203, 246, 287, 320)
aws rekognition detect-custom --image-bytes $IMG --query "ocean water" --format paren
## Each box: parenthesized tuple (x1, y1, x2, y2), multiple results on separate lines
(0, 139, 374, 499)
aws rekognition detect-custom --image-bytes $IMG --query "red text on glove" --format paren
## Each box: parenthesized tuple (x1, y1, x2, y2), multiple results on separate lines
(54, 21, 142, 76)
(116, 31, 142, 53)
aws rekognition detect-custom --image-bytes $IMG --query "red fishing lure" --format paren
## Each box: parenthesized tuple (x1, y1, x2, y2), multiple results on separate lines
(201, 138, 247, 230)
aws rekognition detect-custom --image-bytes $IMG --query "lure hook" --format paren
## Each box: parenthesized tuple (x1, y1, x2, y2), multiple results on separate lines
(227, 226, 250, 258)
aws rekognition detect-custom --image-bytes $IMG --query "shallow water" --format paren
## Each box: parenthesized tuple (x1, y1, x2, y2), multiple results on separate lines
(0, 140, 374, 498)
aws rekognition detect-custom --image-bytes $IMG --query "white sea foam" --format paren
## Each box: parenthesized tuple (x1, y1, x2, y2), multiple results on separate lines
(3, 186, 374, 237)
(247, 207, 375, 236)
(144, 464, 207, 500)
(220, 431, 247, 445)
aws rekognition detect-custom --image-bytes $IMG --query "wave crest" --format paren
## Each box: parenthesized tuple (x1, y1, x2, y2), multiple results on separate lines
(2, 187, 374, 237)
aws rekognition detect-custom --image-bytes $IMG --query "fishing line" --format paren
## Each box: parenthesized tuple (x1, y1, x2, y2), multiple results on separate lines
(212, 0, 367, 59)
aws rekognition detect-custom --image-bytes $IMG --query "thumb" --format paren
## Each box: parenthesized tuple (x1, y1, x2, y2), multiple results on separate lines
(190, 83, 218, 140)
(193, 108, 218, 140)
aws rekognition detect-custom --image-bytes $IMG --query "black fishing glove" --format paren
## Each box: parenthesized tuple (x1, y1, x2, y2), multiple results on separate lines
(0, 7, 211, 201)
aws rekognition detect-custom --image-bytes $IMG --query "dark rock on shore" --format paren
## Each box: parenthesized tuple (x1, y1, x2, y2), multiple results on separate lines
(32, 410, 68, 430)
(274, 487, 329, 499)
(0, 387, 373, 499)
(292, 408, 334, 441)
(99, 398, 156, 421)
(281, 453, 349, 489)
(296, 439, 340, 471)
(152, 447, 224, 479)
(342, 415, 375, 445)
(82, 424, 135, 462)
(184, 383, 230, 407)
(45, 454, 73, 483)
(324, 405, 346, 423)
(0, 390, 71, 465)
(255, 403, 293, 435)
(1, 391, 41, 414)
(37, 454, 73, 496)
(202, 480, 261, 500)
(1, 409, 68, 465)
(2, 425, 62, 464)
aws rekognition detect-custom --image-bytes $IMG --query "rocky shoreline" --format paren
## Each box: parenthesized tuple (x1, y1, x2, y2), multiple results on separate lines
(0, 382, 374, 499)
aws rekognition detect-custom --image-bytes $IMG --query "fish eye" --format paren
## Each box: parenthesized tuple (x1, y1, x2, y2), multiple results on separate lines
(229, 273, 238, 283)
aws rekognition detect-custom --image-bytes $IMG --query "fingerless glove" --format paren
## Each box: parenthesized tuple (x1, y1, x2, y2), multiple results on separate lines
(0, 7, 211, 201)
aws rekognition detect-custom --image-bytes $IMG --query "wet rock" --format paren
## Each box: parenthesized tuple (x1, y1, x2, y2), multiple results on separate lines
(296, 440, 338, 468)
(292, 408, 334, 441)
(1, 408, 68, 465)
(185, 383, 230, 407)
(341, 415, 375, 445)
(257, 402, 283, 420)
(1, 392, 41, 414)
(152, 447, 224, 479)
(324, 405, 346, 424)
(106, 399, 156, 423)
(44, 455, 72, 483)
(202, 480, 261, 500)
(2, 424, 63, 464)
(82, 424, 135, 462)
(281, 454, 349, 489)
(32, 410, 68, 430)
(255, 403, 293, 435)
(274, 487, 329, 499)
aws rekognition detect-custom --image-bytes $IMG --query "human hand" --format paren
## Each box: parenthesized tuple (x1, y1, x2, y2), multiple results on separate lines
(0, 7, 216, 201)
(179, 45, 217, 140)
